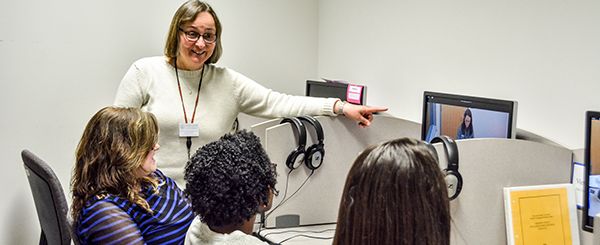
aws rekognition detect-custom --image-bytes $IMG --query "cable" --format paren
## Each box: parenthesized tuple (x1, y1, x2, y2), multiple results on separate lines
(279, 234, 333, 243)
(265, 170, 314, 219)
(252, 232, 280, 245)
(186, 137, 192, 159)
(276, 170, 314, 209)
(264, 169, 293, 219)
(261, 228, 336, 237)
(259, 169, 292, 233)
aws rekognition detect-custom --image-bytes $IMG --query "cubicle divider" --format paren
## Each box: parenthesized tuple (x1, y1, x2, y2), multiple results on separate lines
(252, 114, 579, 244)
(259, 115, 420, 228)
(449, 139, 572, 244)
(250, 118, 282, 147)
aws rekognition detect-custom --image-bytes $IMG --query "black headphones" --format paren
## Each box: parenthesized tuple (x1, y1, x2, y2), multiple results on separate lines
(280, 117, 307, 170)
(297, 116, 325, 170)
(428, 135, 462, 200)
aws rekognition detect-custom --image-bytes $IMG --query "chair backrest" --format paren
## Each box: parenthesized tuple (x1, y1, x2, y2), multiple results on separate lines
(22, 150, 71, 245)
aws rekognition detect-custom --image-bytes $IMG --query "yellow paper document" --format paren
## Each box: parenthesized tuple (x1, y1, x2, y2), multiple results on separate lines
(504, 184, 579, 245)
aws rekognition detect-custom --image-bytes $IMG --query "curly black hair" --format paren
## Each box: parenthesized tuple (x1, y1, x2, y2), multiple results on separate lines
(184, 130, 277, 227)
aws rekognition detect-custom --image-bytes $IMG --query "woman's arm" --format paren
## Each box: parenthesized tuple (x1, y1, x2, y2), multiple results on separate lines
(233, 71, 387, 126)
(77, 201, 146, 245)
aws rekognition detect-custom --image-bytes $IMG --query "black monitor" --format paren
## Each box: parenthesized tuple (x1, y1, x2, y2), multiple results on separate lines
(421, 91, 518, 142)
(583, 111, 600, 231)
(306, 80, 367, 105)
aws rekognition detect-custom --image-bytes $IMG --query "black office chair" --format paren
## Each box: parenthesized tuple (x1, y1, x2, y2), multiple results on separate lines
(22, 150, 72, 245)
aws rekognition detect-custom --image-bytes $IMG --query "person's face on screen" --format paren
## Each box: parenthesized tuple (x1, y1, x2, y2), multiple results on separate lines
(177, 11, 217, 70)
(464, 115, 472, 127)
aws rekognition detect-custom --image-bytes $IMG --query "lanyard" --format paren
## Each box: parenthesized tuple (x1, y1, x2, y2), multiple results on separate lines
(174, 57, 205, 159)
(174, 57, 205, 124)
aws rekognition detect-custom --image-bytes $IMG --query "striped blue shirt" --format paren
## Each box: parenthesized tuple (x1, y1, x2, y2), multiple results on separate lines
(76, 170, 194, 245)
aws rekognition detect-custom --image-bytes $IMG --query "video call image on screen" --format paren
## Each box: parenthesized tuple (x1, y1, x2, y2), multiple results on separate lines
(424, 103, 510, 142)
(587, 117, 600, 220)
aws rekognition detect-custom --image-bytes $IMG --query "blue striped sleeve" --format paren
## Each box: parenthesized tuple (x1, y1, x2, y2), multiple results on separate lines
(78, 200, 146, 245)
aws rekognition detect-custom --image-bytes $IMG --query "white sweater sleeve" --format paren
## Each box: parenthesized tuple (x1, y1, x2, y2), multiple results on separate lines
(113, 62, 148, 108)
(232, 71, 338, 118)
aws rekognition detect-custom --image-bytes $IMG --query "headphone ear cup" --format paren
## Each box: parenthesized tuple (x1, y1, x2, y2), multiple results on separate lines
(286, 148, 305, 170)
(444, 169, 463, 200)
(304, 144, 324, 170)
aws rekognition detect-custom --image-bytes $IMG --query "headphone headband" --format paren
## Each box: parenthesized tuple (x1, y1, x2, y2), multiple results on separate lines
(297, 116, 324, 144)
(280, 117, 306, 147)
(429, 135, 462, 200)
(430, 135, 459, 171)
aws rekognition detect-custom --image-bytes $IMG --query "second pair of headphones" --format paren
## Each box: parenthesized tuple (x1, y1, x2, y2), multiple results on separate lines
(428, 135, 462, 200)
(279, 116, 325, 171)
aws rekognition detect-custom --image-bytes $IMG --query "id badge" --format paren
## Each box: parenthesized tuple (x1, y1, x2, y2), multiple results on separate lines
(179, 123, 200, 137)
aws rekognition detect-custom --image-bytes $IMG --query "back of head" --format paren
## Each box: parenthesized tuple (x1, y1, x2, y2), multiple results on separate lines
(71, 107, 159, 223)
(184, 130, 276, 228)
(333, 138, 450, 245)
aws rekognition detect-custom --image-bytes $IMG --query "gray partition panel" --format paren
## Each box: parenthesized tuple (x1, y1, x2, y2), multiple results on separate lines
(250, 118, 281, 146)
(237, 113, 270, 131)
(516, 128, 566, 148)
(574, 149, 584, 163)
(263, 115, 420, 227)
(450, 139, 572, 244)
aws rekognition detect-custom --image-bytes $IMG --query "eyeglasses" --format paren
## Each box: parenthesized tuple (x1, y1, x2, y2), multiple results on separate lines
(178, 28, 217, 44)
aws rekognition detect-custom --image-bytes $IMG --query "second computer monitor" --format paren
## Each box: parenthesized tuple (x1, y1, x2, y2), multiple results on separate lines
(421, 91, 518, 142)
(583, 111, 600, 232)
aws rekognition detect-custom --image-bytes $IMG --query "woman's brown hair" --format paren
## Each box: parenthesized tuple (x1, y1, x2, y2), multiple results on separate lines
(70, 107, 159, 224)
(164, 0, 223, 64)
(333, 138, 451, 245)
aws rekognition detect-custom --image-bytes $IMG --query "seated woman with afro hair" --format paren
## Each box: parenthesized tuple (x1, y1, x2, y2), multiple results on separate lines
(184, 130, 277, 245)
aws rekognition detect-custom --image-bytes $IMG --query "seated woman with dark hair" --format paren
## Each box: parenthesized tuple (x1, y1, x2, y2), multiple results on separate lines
(457, 108, 474, 139)
(333, 138, 451, 245)
(184, 130, 277, 245)
(71, 107, 194, 244)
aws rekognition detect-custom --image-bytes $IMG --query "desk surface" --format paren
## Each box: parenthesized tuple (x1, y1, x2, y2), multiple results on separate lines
(256, 224, 336, 245)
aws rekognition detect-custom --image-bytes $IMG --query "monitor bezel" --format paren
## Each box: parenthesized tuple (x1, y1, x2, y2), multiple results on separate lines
(420, 91, 518, 141)
(305, 80, 367, 105)
(582, 110, 600, 232)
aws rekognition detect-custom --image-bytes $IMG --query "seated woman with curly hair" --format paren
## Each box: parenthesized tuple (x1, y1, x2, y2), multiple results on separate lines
(71, 107, 194, 244)
(184, 130, 277, 245)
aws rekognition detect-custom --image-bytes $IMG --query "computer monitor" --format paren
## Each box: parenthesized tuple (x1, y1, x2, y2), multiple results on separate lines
(583, 111, 600, 231)
(306, 80, 367, 105)
(421, 91, 518, 142)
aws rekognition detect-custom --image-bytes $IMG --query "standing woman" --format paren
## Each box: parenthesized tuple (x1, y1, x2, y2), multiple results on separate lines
(113, 0, 387, 185)
(456, 108, 474, 139)
(71, 107, 194, 244)
(333, 138, 451, 245)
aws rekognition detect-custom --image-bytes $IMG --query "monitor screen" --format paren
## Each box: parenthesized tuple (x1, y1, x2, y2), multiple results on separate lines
(583, 111, 600, 231)
(306, 80, 367, 105)
(421, 91, 518, 142)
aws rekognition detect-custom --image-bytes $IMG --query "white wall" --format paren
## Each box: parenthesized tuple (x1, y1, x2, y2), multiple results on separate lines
(0, 0, 317, 243)
(318, 0, 600, 149)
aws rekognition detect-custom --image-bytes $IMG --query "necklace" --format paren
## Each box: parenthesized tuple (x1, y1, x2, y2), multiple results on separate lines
(182, 80, 193, 95)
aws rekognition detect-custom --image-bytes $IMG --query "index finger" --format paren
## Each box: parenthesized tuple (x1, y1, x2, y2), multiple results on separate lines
(363, 106, 388, 113)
